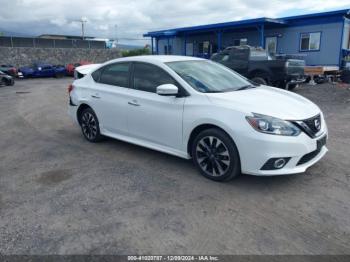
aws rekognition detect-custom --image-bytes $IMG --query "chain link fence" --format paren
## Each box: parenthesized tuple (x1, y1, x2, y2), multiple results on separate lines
(0, 36, 106, 49)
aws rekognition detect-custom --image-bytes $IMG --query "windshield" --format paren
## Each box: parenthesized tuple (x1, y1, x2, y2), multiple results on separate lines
(166, 60, 254, 93)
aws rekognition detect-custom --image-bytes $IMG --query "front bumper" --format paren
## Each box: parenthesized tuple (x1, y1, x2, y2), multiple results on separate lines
(236, 124, 328, 176)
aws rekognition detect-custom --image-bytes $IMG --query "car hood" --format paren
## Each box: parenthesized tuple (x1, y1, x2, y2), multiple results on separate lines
(206, 85, 320, 120)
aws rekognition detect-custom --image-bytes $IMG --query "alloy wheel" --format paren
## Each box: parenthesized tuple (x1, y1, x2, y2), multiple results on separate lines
(81, 111, 98, 140)
(195, 136, 231, 177)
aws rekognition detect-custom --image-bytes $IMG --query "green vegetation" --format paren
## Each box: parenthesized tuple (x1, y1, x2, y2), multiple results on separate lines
(121, 47, 151, 57)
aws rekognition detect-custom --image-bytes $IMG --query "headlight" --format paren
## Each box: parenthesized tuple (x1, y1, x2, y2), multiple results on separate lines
(246, 113, 300, 136)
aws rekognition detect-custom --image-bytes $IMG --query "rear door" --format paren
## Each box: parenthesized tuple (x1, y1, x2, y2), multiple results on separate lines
(88, 62, 131, 135)
(127, 62, 185, 151)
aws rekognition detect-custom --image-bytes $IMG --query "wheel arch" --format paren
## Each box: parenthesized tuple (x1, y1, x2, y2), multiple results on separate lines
(248, 69, 271, 82)
(187, 123, 236, 157)
(76, 103, 92, 125)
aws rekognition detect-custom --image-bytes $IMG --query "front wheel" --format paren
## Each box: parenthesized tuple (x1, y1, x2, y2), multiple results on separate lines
(286, 84, 297, 90)
(251, 76, 267, 85)
(79, 108, 103, 142)
(7, 79, 15, 86)
(192, 128, 241, 181)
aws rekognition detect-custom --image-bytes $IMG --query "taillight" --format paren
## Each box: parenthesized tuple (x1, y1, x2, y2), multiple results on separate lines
(68, 84, 74, 94)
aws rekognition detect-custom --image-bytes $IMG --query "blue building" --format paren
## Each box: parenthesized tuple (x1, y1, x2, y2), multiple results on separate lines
(144, 9, 350, 67)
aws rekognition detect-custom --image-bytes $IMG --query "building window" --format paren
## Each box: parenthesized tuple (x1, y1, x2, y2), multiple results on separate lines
(265, 36, 277, 55)
(203, 41, 210, 54)
(300, 32, 321, 51)
(234, 38, 248, 46)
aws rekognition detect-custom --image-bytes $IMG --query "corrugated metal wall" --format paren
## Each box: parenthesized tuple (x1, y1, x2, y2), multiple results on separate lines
(0, 36, 106, 49)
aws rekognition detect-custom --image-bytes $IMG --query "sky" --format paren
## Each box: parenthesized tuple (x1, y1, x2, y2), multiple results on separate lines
(1, 0, 350, 46)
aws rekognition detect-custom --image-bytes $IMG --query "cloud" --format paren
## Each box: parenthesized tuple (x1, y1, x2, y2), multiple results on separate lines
(0, 0, 350, 45)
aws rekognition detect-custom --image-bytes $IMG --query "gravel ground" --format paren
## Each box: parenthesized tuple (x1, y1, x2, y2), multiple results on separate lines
(0, 78, 349, 255)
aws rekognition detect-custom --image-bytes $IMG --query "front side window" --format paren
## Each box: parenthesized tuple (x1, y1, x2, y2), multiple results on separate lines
(166, 60, 253, 93)
(99, 63, 130, 87)
(300, 32, 321, 51)
(211, 52, 230, 62)
(133, 63, 177, 93)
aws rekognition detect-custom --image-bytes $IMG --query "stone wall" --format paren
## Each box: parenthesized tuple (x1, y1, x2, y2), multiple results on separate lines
(0, 47, 121, 67)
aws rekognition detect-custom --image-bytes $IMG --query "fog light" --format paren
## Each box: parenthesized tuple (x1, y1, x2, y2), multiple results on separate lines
(261, 157, 291, 170)
(274, 158, 286, 169)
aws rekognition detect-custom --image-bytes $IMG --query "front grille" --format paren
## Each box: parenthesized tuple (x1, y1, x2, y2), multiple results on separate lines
(297, 136, 327, 165)
(293, 114, 322, 138)
(303, 115, 321, 134)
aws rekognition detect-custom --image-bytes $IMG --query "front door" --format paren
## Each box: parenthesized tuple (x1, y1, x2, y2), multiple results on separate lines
(127, 62, 185, 151)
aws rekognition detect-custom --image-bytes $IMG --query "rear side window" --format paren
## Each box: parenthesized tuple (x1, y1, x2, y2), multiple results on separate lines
(91, 69, 101, 81)
(98, 63, 130, 87)
(230, 49, 248, 60)
(212, 53, 230, 62)
(133, 63, 177, 93)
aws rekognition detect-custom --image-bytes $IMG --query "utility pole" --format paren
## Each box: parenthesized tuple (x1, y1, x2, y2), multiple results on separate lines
(114, 24, 118, 48)
(74, 17, 88, 40)
(81, 17, 88, 40)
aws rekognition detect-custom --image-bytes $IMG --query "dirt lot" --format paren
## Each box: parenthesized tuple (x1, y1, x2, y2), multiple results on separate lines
(0, 78, 349, 255)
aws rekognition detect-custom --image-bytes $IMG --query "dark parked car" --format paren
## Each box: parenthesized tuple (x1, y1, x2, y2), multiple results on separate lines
(0, 71, 15, 86)
(211, 46, 306, 90)
(19, 63, 66, 78)
(0, 64, 22, 78)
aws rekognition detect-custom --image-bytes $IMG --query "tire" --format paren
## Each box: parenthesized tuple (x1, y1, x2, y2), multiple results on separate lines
(191, 128, 241, 182)
(0, 79, 6, 87)
(251, 76, 267, 85)
(6, 79, 15, 86)
(79, 107, 103, 142)
(286, 84, 297, 90)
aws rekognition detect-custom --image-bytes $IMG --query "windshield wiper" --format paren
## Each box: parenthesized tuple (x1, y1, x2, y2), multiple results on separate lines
(205, 90, 223, 93)
(236, 85, 256, 91)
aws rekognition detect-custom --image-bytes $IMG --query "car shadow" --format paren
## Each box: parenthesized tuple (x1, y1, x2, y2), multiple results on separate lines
(101, 136, 303, 189)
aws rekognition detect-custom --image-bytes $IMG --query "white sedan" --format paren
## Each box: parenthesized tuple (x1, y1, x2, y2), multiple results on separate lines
(68, 55, 328, 181)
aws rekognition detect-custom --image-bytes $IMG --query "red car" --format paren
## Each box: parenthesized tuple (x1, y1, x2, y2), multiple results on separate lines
(66, 61, 91, 76)
(0, 64, 23, 78)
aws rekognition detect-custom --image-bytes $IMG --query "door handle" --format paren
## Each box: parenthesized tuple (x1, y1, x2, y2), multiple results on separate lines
(128, 100, 140, 106)
(91, 94, 100, 99)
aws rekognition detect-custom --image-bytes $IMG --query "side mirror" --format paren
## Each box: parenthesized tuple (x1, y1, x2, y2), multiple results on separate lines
(156, 84, 178, 96)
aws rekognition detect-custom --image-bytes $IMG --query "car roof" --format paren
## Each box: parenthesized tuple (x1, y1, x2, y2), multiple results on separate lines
(105, 55, 205, 64)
